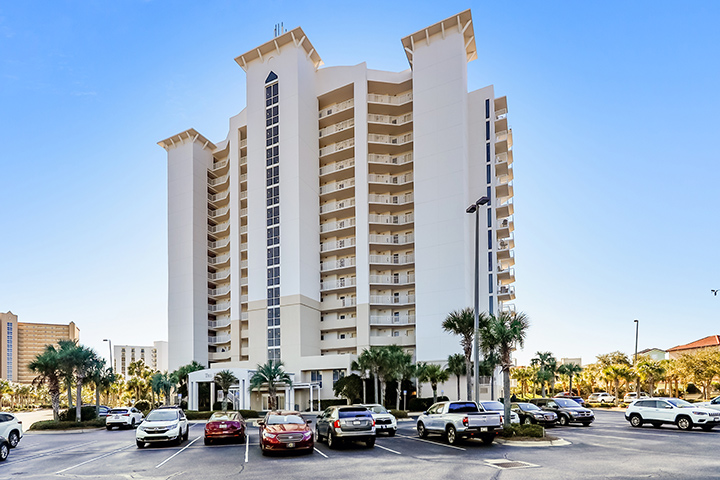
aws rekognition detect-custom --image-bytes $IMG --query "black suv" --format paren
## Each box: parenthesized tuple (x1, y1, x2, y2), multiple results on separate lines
(529, 397, 594, 426)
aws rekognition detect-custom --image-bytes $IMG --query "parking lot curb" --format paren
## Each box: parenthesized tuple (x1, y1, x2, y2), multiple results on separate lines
(495, 437, 571, 447)
(26, 427, 106, 435)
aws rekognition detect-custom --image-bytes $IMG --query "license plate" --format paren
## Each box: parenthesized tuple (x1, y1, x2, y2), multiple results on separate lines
(353, 420, 360, 425)
(114, 416, 119, 419)
(220, 425, 228, 429)
(481, 427, 488, 432)
(286, 443, 295, 448)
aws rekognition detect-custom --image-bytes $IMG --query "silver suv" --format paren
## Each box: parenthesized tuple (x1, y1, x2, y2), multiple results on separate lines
(315, 406, 375, 449)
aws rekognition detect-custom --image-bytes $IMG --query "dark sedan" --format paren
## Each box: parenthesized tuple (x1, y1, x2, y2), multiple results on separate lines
(511, 402, 558, 426)
(529, 397, 594, 426)
(258, 411, 314, 455)
(204, 411, 247, 445)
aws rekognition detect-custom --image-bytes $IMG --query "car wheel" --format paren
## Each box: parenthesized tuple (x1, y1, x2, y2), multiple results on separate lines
(365, 436, 375, 448)
(315, 428, 323, 443)
(240, 433, 247, 443)
(204, 437, 211, 445)
(327, 431, 339, 449)
(106, 425, 113, 430)
(523, 417, 533, 425)
(558, 415, 569, 426)
(629, 414, 643, 428)
(136, 440, 145, 449)
(677, 416, 693, 431)
(417, 422, 428, 438)
(0, 441, 8, 461)
(131, 419, 136, 429)
(701, 425, 714, 432)
(446, 426, 458, 445)
(481, 434, 494, 445)
(8, 431, 19, 448)
(388, 429, 396, 437)
(183, 428, 189, 441)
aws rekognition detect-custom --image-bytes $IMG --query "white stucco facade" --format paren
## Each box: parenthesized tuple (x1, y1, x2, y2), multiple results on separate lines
(159, 9, 515, 406)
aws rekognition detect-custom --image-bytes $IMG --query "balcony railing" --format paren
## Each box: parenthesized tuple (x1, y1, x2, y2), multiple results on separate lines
(369, 254, 414, 265)
(368, 193, 413, 205)
(319, 119, 355, 137)
(208, 206, 229, 218)
(240, 155, 247, 166)
(319, 99, 354, 119)
(210, 158, 228, 170)
(208, 334, 231, 344)
(321, 257, 356, 272)
(320, 278, 357, 291)
(498, 285, 516, 299)
(368, 213, 414, 225)
(320, 237, 356, 252)
(239, 138, 247, 149)
(320, 218, 356, 233)
(208, 174, 229, 187)
(208, 190, 229, 203)
(367, 112, 413, 125)
(319, 158, 355, 176)
(368, 173, 413, 185)
(208, 318, 231, 329)
(208, 285, 230, 296)
(208, 254, 230, 266)
(369, 274, 415, 284)
(240, 173, 247, 183)
(368, 91, 413, 105)
(319, 179, 355, 195)
(208, 270, 230, 281)
(369, 234, 414, 245)
(370, 294, 416, 305)
(208, 302, 231, 313)
(367, 152, 413, 166)
(319, 138, 355, 157)
(240, 260, 248, 269)
(240, 294, 248, 303)
(320, 198, 355, 215)
(241, 312, 248, 321)
(370, 315, 416, 325)
(368, 133, 413, 145)
(208, 238, 230, 250)
(208, 222, 230, 234)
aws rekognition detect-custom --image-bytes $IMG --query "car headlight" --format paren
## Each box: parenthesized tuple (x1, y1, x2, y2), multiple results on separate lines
(263, 431, 276, 439)
(692, 411, 708, 416)
(569, 412, 577, 416)
(533, 414, 544, 418)
(302, 431, 313, 440)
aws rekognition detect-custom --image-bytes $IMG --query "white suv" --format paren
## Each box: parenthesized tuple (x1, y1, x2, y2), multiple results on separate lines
(625, 398, 720, 431)
(106, 407, 144, 430)
(0, 412, 22, 448)
(623, 392, 650, 403)
(588, 392, 615, 404)
(360, 404, 397, 436)
(136, 407, 189, 447)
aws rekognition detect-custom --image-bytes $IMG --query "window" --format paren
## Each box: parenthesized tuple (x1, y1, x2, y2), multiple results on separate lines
(488, 252, 493, 272)
(488, 274, 493, 293)
(487, 208, 492, 228)
(311, 370, 323, 388)
(486, 143, 490, 163)
(333, 369, 345, 385)
(485, 121, 490, 141)
(489, 297, 494, 315)
(485, 98, 490, 119)
(486, 164, 491, 184)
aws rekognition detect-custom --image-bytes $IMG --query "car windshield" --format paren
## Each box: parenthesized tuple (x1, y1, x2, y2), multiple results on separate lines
(366, 405, 388, 414)
(554, 399, 581, 408)
(109, 409, 128, 414)
(266, 415, 305, 425)
(482, 401, 505, 411)
(210, 412, 238, 421)
(146, 410, 178, 422)
(518, 403, 540, 411)
(666, 399, 693, 408)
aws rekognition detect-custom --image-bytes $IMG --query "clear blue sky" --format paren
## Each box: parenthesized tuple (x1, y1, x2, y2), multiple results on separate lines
(1, 1, 718, 368)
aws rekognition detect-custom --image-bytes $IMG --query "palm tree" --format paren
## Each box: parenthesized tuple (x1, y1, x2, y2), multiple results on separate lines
(603, 364, 630, 405)
(354, 348, 385, 404)
(61, 344, 99, 422)
(510, 366, 534, 397)
(249, 360, 292, 410)
(382, 346, 413, 410)
(171, 361, 206, 400)
(443, 308, 487, 401)
(88, 358, 113, 416)
(420, 364, 449, 403)
(350, 356, 372, 404)
(57, 339, 79, 409)
(531, 351, 556, 397)
(414, 361, 428, 398)
(557, 363, 583, 396)
(150, 372, 175, 406)
(215, 370, 239, 411)
(447, 354, 466, 400)
(479, 310, 530, 428)
(636, 359, 665, 397)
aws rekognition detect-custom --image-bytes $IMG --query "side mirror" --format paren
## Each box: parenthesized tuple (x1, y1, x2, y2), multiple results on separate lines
(422, 411, 428, 415)
(306, 419, 312, 424)
(257, 420, 265, 426)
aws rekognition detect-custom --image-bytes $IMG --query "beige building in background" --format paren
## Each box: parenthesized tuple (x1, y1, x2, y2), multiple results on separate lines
(1, 311, 80, 384)
(114, 341, 169, 377)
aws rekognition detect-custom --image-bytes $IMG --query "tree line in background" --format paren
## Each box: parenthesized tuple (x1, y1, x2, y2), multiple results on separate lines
(511, 348, 720, 404)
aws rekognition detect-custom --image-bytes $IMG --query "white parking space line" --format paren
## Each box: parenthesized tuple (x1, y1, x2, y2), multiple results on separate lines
(245, 435, 249, 463)
(155, 435, 202, 469)
(55, 444, 135, 474)
(375, 444, 402, 455)
(8, 441, 95, 465)
(314, 447, 328, 458)
(395, 434, 466, 451)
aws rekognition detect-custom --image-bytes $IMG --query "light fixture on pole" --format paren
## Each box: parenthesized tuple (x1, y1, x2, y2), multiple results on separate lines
(633, 319, 639, 394)
(466, 196, 491, 405)
(103, 338, 113, 373)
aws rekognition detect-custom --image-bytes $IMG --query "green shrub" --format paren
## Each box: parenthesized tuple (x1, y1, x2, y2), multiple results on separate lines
(30, 418, 106, 430)
(239, 409, 260, 419)
(319, 398, 349, 409)
(389, 409, 408, 419)
(134, 400, 151, 413)
(59, 406, 98, 422)
(499, 424, 545, 438)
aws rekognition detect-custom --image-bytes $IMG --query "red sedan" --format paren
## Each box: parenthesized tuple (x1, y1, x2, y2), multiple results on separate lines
(204, 411, 247, 445)
(258, 411, 314, 455)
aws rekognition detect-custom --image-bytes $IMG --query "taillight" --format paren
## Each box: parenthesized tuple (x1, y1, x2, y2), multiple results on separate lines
(372, 419, 376, 426)
(462, 416, 469, 427)
(122, 413, 130, 416)
(333, 420, 340, 429)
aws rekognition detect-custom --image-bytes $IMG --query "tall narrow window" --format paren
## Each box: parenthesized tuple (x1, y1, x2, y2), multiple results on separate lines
(485, 121, 490, 141)
(265, 72, 281, 363)
(488, 274, 493, 293)
(485, 98, 490, 119)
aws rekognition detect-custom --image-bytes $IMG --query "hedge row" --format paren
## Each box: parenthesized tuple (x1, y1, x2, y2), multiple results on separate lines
(30, 419, 106, 430)
(499, 424, 545, 438)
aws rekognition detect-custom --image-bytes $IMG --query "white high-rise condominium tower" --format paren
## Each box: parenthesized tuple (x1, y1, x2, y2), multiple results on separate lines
(159, 9, 516, 406)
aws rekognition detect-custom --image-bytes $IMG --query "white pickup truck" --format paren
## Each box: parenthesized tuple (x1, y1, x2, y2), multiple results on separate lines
(416, 401, 502, 445)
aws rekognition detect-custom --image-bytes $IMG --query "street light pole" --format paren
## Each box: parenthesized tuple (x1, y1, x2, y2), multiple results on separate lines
(103, 339, 113, 373)
(633, 319, 639, 394)
(467, 196, 490, 405)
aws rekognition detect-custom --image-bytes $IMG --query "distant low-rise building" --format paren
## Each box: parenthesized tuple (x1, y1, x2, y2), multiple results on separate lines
(561, 358, 582, 367)
(667, 335, 720, 360)
(1, 311, 80, 384)
(114, 341, 169, 377)
(637, 348, 667, 362)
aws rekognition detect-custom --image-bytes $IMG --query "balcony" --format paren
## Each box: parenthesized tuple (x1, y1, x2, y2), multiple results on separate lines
(321, 296, 357, 311)
(368, 172, 413, 187)
(368, 91, 413, 106)
(208, 206, 230, 220)
(208, 318, 231, 330)
(369, 254, 414, 266)
(320, 218, 356, 235)
(208, 174, 229, 192)
(369, 335, 415, 347)
(320, 257, 356, 273)
(497, 266, 515, 285)
(208, 253, 230, 267)
(368, 213, 414, 226)
(497, 249, 515, 268)
(496, 217, 514, 239)
(208, 334, 231, 345)
(320, 335, 357, 351)
(240, 294, 248, 303)
(368, 193, 413, 207)
(208, 285, 230, 297)
(320, 316, 356, 331)
(320, 198, 355, 216)
(368, 133, 413, 146)
(240, 312, 248, 321)
(209, 350, 232, 361)
(208, 190, 229, 204)
(240, 242, 247, 251)
(319, 138, 354, 158)
(210, 158, 228, 171)
(498, 285, 516, 301)
(369, 234, 414, 246)
(494, 96, 508, 119)
(368, 112, 413, 126)
(501, 303, 516, 314)
(496, 183, 514, 201)
(240, 155, 247, 166)
(208, 270, 230, 282)
(367, 152, 413, 167)
(208, 238, 230, 252)
(495, 199, 514, 219)
(320, 277, 357, 292)
(319, 178, 355, 196)
(369, 274, 415, 285)
(208, 222, 230, 236)
(319, 118, 354, 138)
(319, 158, 355, 178)
(240, 259, 248, 269)
(369, 315, 416, 326)
(319, 98, 354, 120)
(320, 237, 356, 254)
(208, 302, 231, 314)
(369, 294, 415, 305)
(239, 138, 247, 149)
(240, 208, 248, 217)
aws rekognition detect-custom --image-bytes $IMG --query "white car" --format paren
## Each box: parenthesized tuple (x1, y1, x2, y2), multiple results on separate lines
(0, 412, 22, 448)
(106, 407, 144, 430)
(695, 395, 720, 411)
(479, 401, 520, 424)
(360, 404, 397, 436)
(625, 397, 720, 431)
(623, 392, 650, 403)
(588, 392, 615, 404)
(136, 407, 189, 447)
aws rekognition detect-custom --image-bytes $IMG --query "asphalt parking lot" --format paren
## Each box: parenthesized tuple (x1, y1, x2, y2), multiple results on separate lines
(4, 410, 720, 479)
